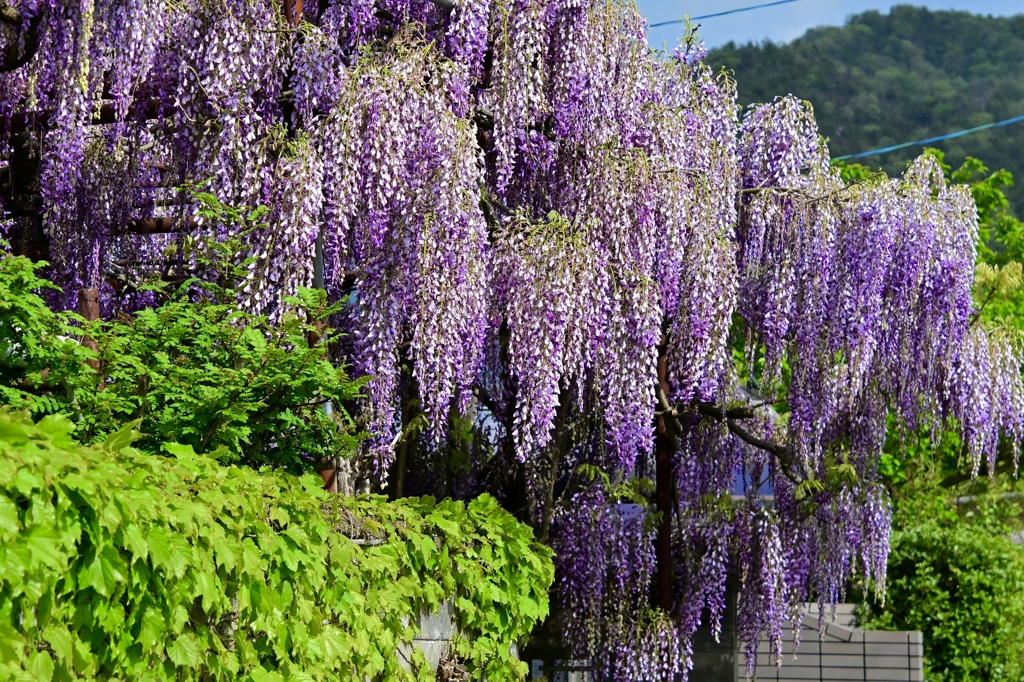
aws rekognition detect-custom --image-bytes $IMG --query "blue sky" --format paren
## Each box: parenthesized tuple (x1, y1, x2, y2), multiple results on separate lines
(637, 1, 1024, 50)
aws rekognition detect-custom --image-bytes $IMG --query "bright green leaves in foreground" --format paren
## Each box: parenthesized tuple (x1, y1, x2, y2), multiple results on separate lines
(0, 410, 553, 681)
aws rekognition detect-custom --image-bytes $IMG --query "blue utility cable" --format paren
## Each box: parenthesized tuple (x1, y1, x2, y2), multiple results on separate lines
(833, 114, 1024, 161)
(650, 0, 801, 28)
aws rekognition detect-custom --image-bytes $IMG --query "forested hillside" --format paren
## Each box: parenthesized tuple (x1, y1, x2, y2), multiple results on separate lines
(707, 5, 1024, 210)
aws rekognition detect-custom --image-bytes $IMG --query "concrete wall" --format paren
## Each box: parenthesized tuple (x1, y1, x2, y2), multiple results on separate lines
(398, 598, 457, 674)
(522, 603, 923, 682)
(738, 605, 924, 682)
(397, 598, 518, 677)
(692, 581, 738, 681)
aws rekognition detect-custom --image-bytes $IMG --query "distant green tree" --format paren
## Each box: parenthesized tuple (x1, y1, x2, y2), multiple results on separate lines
(709, 6, 1024, 215)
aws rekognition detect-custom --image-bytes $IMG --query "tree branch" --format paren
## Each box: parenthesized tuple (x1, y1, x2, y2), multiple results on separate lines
(654, 384, 681, 444)
(472, 384, 500, 418)
(474, 107, 494, 131)
(695, 400, 762, 421)
(1, 4, 42, 73)
(970, 285, 998, 328)
(120, 216, 197, 235)
(0, 2, 20, 25)
(681, 396, 804, 485)
(723, 418, 784, 458)
(484, 193, 515, 217)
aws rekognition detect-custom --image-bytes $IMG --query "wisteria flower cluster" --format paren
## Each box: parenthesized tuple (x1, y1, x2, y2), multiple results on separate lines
(551, 486, 687, 681)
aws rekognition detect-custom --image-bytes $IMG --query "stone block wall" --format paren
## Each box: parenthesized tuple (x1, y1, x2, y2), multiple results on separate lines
(739, 605, 924, 682)
(398, 598, 456, 674)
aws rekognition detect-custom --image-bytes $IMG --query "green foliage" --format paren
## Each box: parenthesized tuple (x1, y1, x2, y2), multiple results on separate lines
(0, 409, 553, 681)
(80, 287, 365, 473)
(875, 413, 965, 497)
(860, 513, 1024, 681)
(0, 249, 94, 415)
(0, 243, 365, 474)
(833, 160, 876, 186)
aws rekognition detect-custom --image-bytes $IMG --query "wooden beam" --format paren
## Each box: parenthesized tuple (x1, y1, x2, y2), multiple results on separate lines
(283, 0, 302, 27)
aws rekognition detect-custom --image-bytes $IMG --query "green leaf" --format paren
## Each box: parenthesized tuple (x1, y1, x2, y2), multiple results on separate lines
(147, 526, 172, 570)
(42, 627, 74, 664)
(162, 442, 198, 459)
(0, 496, 21, 537)
(138, 608, 165, 652)
(25, 526, 65, 570)
(121, 524, 148, 561)
(28, 650, 55, 681)
(250, 668, 284, 682)
(82, 545, 127, 597)
(166, 633, 201, 667)
(0, 622, 25, 661)
(100, 420, 143, 453)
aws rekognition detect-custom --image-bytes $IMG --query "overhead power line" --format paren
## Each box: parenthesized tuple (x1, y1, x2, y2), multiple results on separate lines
(650, 0, 801, 28)
(833, 114, 1024, 161)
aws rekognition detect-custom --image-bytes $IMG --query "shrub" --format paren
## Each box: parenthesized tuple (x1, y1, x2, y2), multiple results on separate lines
(78, 286, 366, 473)
(860, 519, 1024, 681)
(0, 244, 365, 474)
(0, 409, 553, 681)
(0, 247, 93, 414)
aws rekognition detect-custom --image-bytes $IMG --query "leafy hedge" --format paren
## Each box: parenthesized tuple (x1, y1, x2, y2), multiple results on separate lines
(0, 410, 553, 681)
(860, 519, 1024, 681)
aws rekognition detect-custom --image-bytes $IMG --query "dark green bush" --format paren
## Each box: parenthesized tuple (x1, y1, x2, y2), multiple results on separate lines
(861, 519, 1024, 681)
(0, 244, 364, 474)
(79, 286, 365, 473)
(0, 409, 553, 681)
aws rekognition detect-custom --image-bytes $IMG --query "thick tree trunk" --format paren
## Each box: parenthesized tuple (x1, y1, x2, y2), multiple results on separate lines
(317, 455, 338, 493)
(655, 352, 674, 614)
(77, 287, 101, 372)
(283, 0, 302, 26)
(311, 226, 339, 494)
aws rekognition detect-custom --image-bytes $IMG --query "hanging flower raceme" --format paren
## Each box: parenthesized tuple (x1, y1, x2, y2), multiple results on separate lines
(314, 36, 489, 475)
(240, 132, 323, 321)
(550, 485, 680, 682)
(948, 326, 1024, 476)
(492, 213, 607, 460)
(734, 100, 985, 475)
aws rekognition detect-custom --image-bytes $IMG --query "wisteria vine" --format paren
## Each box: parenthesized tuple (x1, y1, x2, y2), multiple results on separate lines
(0, 0, 1021, 679)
